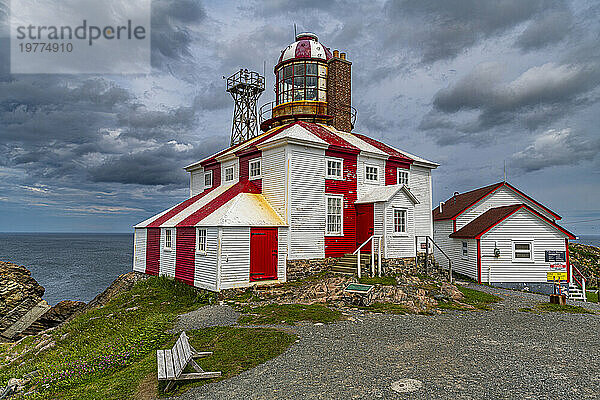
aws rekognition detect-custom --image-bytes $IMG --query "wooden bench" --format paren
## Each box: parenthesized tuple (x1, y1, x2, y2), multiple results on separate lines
(157, 331, 221, 392)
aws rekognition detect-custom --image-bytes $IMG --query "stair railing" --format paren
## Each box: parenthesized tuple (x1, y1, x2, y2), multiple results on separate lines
(570, 263, 587, 302)
(352, 235, 383, 278)
(415, 235, 453, 283)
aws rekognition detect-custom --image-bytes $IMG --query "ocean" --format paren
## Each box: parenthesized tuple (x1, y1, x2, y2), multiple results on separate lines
(0, 233, 133, 306)
(574, 235, 600, 247)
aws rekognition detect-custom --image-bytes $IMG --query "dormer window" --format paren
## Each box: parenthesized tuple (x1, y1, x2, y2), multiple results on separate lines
(224, 166, 234, 182)
(204, 171, 213, 188)
(365, 165, 379, 183)
(398, 170, 409, 186)
(249, 159, 261, 179)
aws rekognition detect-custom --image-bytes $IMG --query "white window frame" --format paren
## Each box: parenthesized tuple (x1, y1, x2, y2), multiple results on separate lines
(397, 169, 409, 186)
(462, 241, 468, 260)
(365, 165, 379, 183)
(512, 240, 533, 262)
(325, 157, 343, 180)
(204, 170, 213, 188)
(224, 166, 234, 182)
(196, 228, 207, 254)
(164, 229, 173, 251)
(393, 208, 407, 235)
(325, 194, 344, 236)
(249, 158, 261, 179)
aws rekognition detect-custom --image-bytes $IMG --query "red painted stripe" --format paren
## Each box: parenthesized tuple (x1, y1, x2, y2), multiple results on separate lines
(175, 227, 196, 286)
(502, 182, 562, 220)
(325, 149, 357, 258)
(565, 238, 570, 282)
(351, 132, 413, 162)
(147, 189, 214, 228)
(477, 239, 481, 283)
(145, 228, 160, 275)
(301, 122, 359, 151)
(177, 181, 261, 227)
(453, 219, 457, 233)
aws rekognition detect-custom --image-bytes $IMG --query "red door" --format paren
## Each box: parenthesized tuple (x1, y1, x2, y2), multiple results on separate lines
(250, 228, 278, 281)
(355, 204, 374, 253)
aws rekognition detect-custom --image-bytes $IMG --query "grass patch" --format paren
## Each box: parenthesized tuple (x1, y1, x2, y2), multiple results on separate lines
(359, 302, 409, 314)
(437, 286, 501, 311)
(0, 276, 215, 400)
(166, 327, 296, 396)
(587, 291, 599, 303)
(238, 303, 343, 325)
(358, 276, 397, 286)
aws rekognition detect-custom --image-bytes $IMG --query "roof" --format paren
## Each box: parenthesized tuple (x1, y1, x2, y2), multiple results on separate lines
(278, 33, 332, 64)
(433, 182, 561, 221)
(449, 204, 575, 239)
(355, 185, 419, 204)
(135, 181, 283, 228)
(185, 121, 439, 172)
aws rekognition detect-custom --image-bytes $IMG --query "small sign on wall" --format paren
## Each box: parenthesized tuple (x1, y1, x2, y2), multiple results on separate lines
(545, 250, 566, 263)
(547, 271, 567, 281)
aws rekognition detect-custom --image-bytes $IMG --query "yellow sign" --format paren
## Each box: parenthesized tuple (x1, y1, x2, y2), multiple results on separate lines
(547, 271, 567, 281)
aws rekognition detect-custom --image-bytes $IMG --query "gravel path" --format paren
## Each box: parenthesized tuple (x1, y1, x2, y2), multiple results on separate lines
(171, 285, 600, 399)
(173, 305, 240, 332)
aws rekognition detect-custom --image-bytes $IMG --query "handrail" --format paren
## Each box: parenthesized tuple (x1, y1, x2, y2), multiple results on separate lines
(259, 100, 357, 130)
(570, 263, 587, 302)
(415, 235, 453, 283)
(352, 235, 382, 278)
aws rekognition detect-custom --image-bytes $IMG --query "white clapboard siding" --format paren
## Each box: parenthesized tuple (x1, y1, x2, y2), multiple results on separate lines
(219, 227, 251, 289)
(456, 185, 557, 230)
(262, 146, 287, 220)
(289, 145, 325, 259)
(480, 208, 568, 283)
(133, 228, 147, 273)
(356, 155, 385, 199)
(190, 169, 204, 196)
(277, 227, 289, 282)
(433, 220, 453, 271)
(194, 227, 218, 291)
(450, 238, 478, 279)
(221, 159, 239, 186)
(384, 191, 415, 258)
(159, 228, 176, 277)
(410, 165, 433, 238)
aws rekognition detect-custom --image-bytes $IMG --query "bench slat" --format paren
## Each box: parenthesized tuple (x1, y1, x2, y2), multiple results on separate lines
(156, 350, 166, 380)
(164, 349, 175, 379)
(177, 372, 222, 380)
(175, 338, 188, 375)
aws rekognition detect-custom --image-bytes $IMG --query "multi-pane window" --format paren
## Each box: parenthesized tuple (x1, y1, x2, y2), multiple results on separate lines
(204, 171, 213, 188)
(398, 170, 409, 185)
(197, 228, 207, 253)
(365, 166, 379, 182)
(224, 166, 234, 182)
(249, 159, 261, 178)
(393, 209, 406, 233)
(513, 241, 532, 261)
(165, 229, 173, 249)
(326, 158, 342, 179)
(462, 242, 468, 259)
(326, 196, 343, 235)
(276, 61, 327, 104)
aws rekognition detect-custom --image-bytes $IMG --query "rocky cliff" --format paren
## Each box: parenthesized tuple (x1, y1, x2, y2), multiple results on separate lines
(569, 243, 600, 288)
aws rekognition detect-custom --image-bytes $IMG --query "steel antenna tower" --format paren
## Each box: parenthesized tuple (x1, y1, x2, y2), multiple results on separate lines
(226, 69, 265, 146)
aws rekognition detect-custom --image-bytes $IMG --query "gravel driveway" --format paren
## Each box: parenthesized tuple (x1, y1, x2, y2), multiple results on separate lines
(171, 284, 600, 400)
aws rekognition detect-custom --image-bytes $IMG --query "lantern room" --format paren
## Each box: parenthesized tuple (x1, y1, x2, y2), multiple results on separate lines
(260, 32, 356, 132)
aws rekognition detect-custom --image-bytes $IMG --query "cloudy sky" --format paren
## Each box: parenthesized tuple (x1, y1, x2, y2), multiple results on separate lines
(0, 0, 598, 235)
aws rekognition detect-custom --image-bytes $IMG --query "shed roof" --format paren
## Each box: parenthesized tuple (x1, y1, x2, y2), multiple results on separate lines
(433, 182, 561, 221)
(355, 184, 419, 204)
(449, 204, 575, 239)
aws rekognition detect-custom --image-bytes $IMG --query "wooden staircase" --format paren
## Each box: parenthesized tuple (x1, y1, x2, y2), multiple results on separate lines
(331, 253, 372, 275)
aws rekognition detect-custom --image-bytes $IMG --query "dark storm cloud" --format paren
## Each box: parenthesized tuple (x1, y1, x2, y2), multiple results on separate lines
(515, 9, 573, 51)
(383, 0, 558, 63)
(512, 128, 600, 172)
(421, 61, 600, 144)
(88, 137, 226, 186)
(193, 82, 231, 111)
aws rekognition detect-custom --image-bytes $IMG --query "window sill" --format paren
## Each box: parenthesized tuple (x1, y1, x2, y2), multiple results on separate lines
(325, 233, 344, 237)
(326, 176, 343, 181)
(392, 233, 408, 237)
(512, 259, 533, 263)
(196, 251, 207, 256)
(249, 176, 261, 180)
(164, 248, 173, 252)
(364, 181, 380, 185)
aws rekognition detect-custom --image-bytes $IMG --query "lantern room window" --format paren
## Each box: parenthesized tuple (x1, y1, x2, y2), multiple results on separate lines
(276, 61, 327, 104)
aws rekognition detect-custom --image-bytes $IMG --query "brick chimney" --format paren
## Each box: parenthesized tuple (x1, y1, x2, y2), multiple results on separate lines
(327, 50, 352, 132)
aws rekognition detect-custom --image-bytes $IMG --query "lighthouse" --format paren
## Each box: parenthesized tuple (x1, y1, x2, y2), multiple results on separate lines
(260, 32, 355, 132)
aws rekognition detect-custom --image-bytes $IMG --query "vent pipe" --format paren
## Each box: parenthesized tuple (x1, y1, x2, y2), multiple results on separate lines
(439, 201, 444, 214)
